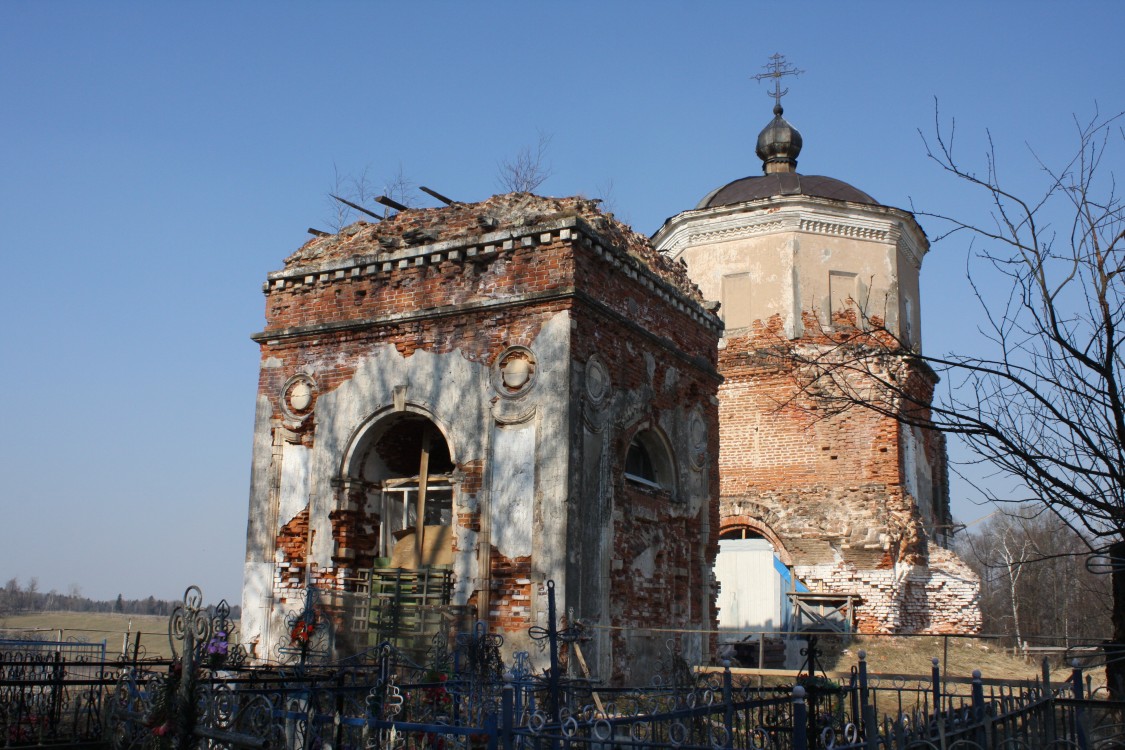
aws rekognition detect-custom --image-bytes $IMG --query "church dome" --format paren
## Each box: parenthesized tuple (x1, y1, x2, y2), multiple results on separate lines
(695, 172, 878, 209)
(755, 105, 803, 173)
(691, 100, 878, 211)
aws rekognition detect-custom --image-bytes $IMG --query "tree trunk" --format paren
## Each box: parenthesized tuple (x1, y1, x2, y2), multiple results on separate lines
(1108, 539, 1125, 700)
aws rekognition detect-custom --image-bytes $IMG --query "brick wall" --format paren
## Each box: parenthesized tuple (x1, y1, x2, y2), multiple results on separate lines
(716, 318, 979, 633)
(247, 194, 723, 670)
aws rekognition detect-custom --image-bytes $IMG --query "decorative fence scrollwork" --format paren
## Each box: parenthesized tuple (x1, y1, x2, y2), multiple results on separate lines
(3, 580, 1122, 750)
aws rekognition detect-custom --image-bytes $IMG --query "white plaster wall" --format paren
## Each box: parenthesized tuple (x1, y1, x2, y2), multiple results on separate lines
(278, 443, 309, 528)
(245, 311, 575, 660)
(654, 199, 927, 343)
(681, 229, 901, 336)
(489, 424, 535, 559)
(522, 313, 572, 626)
(241, 394, 279, 654)
(901, 423, 935, 528)
(306, 344, 492, 566)
(240, 561, 274, 660)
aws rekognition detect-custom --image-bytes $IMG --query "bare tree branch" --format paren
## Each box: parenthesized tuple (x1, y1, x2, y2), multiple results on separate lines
(789, 105, 1125, 691)
(497, 130, 553, 193)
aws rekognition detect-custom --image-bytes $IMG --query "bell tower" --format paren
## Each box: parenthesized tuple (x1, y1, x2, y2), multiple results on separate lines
(653, 57, 979, 635)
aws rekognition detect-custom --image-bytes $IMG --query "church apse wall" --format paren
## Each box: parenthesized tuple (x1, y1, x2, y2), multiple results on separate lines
(652, 98, 981, 635)
(242, 194, 722, 679)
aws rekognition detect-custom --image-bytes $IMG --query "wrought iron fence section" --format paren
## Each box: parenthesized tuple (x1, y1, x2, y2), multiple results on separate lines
(0, 639, 112, 747)
(6, 583, 1125, 750)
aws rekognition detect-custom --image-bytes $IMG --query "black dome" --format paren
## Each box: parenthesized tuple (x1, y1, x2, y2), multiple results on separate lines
(755, 107, 803, 171)
(696, 173, 878, 209)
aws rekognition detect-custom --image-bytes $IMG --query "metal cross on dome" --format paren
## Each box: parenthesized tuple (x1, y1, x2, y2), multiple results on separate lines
(753, 53, 804, 109)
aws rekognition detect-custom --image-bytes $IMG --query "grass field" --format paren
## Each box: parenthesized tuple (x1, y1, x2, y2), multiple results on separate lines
(815, 634, 1052, 681)
(1, 612, 185, 660)
(765, 632, 1104, 694)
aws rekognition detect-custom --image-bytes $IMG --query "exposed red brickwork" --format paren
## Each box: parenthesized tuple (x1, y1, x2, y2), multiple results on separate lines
(284, 194, 700, 298)
(571, 304, 721, 674)
(488, 551, 533, 632)
(276, 507, 310, 587)
(252, 194, 722, 668)
(611, 485, 710, 622)
(458, 459, 485, 496)
(717, 312, 976, 633)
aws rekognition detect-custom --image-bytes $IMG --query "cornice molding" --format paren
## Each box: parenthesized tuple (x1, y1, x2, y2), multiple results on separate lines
(654, 194, 929, 264)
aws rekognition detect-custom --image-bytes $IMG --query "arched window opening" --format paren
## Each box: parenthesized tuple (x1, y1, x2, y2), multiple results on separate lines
(350, 413, 455, 566)
(720, 528, 765, 541)
(624, 429, 674, 493)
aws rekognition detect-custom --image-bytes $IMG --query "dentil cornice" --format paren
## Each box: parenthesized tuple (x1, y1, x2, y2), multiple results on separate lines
(654, 195, 928, 267)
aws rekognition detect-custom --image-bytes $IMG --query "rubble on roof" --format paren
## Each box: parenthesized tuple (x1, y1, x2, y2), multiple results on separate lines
(285, 193, 703, 301)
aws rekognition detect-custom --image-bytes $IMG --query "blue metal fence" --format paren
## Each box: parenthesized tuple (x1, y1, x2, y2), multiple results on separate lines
(4, 587, 1125, 750)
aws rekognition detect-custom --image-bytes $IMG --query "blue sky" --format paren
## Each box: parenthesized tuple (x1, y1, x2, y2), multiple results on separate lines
(1, 2, 1121, 603)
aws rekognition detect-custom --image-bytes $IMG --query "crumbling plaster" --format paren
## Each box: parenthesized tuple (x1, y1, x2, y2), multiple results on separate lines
(243, 194, 723, 673)
(656, 196, 926, 348)
(654, 186, 979, 635)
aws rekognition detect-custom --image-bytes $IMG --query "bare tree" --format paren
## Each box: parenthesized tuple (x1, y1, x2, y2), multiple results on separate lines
(497, 130, 553, 193)
(963, 507, 1111, 649)
(781, 108, 1125, 693)
(324, 163, 417, 232)
(382, 163, 418, 209)
(324, 163, 379, 232)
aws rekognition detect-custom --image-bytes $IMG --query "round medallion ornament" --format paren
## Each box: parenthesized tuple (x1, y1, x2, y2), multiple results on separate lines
(493, 346, 537, 397)
(281, 374, 317, 422)
(585, 355, 610, 405)
(689, 408, 707, 470)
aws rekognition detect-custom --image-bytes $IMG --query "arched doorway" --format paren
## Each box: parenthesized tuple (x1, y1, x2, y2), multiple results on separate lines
(344, 411, 456, 568)
(715, 524, 794, 636)
(340, 410, 470, 659)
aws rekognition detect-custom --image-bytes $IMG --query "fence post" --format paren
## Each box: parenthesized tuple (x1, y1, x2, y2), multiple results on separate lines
(858, 650, 879, 750)
(483, 708, 499, 750)
(50, 651, 64, 729)
(858, 650, 870, 714)
(723, 661, 734, 749)
(849, 666, 860, 737)
(501, 683, 514, 750)
(1040, 656, 1058, 748)
(970, 669, 990, 750)
(545, 580, 561, 724)
(1069, 660, 1090, 750)
(792, 685, 808, 750)
(931, 657, 941, 718)
(1070, 664, 1084, 700)
(971, 670, 985, 717)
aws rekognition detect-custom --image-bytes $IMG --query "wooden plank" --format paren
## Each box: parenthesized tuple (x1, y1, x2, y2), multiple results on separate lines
(572, 642, 605, 714)
(414, 428, 433, 568)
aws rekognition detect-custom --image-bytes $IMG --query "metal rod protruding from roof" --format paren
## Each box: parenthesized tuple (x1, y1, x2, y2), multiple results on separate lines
(330, 194, 383, 221)
(307, 228, 331, 237)
(376, 195, 409, 212)
(419, 186, 455, 205)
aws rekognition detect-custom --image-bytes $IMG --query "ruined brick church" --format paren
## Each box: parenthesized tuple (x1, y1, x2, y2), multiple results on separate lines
(240, 91, 979, 677)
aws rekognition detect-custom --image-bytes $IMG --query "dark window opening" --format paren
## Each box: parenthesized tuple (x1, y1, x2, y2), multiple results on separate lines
(626, 441, 657, 483)
(624, 429, 674, 494)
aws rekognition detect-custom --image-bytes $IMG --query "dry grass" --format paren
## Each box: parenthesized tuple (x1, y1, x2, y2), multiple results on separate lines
(815, 634, 1078, 685)
(819, 635, 1027, 679)
(1, 612, 183, 660)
